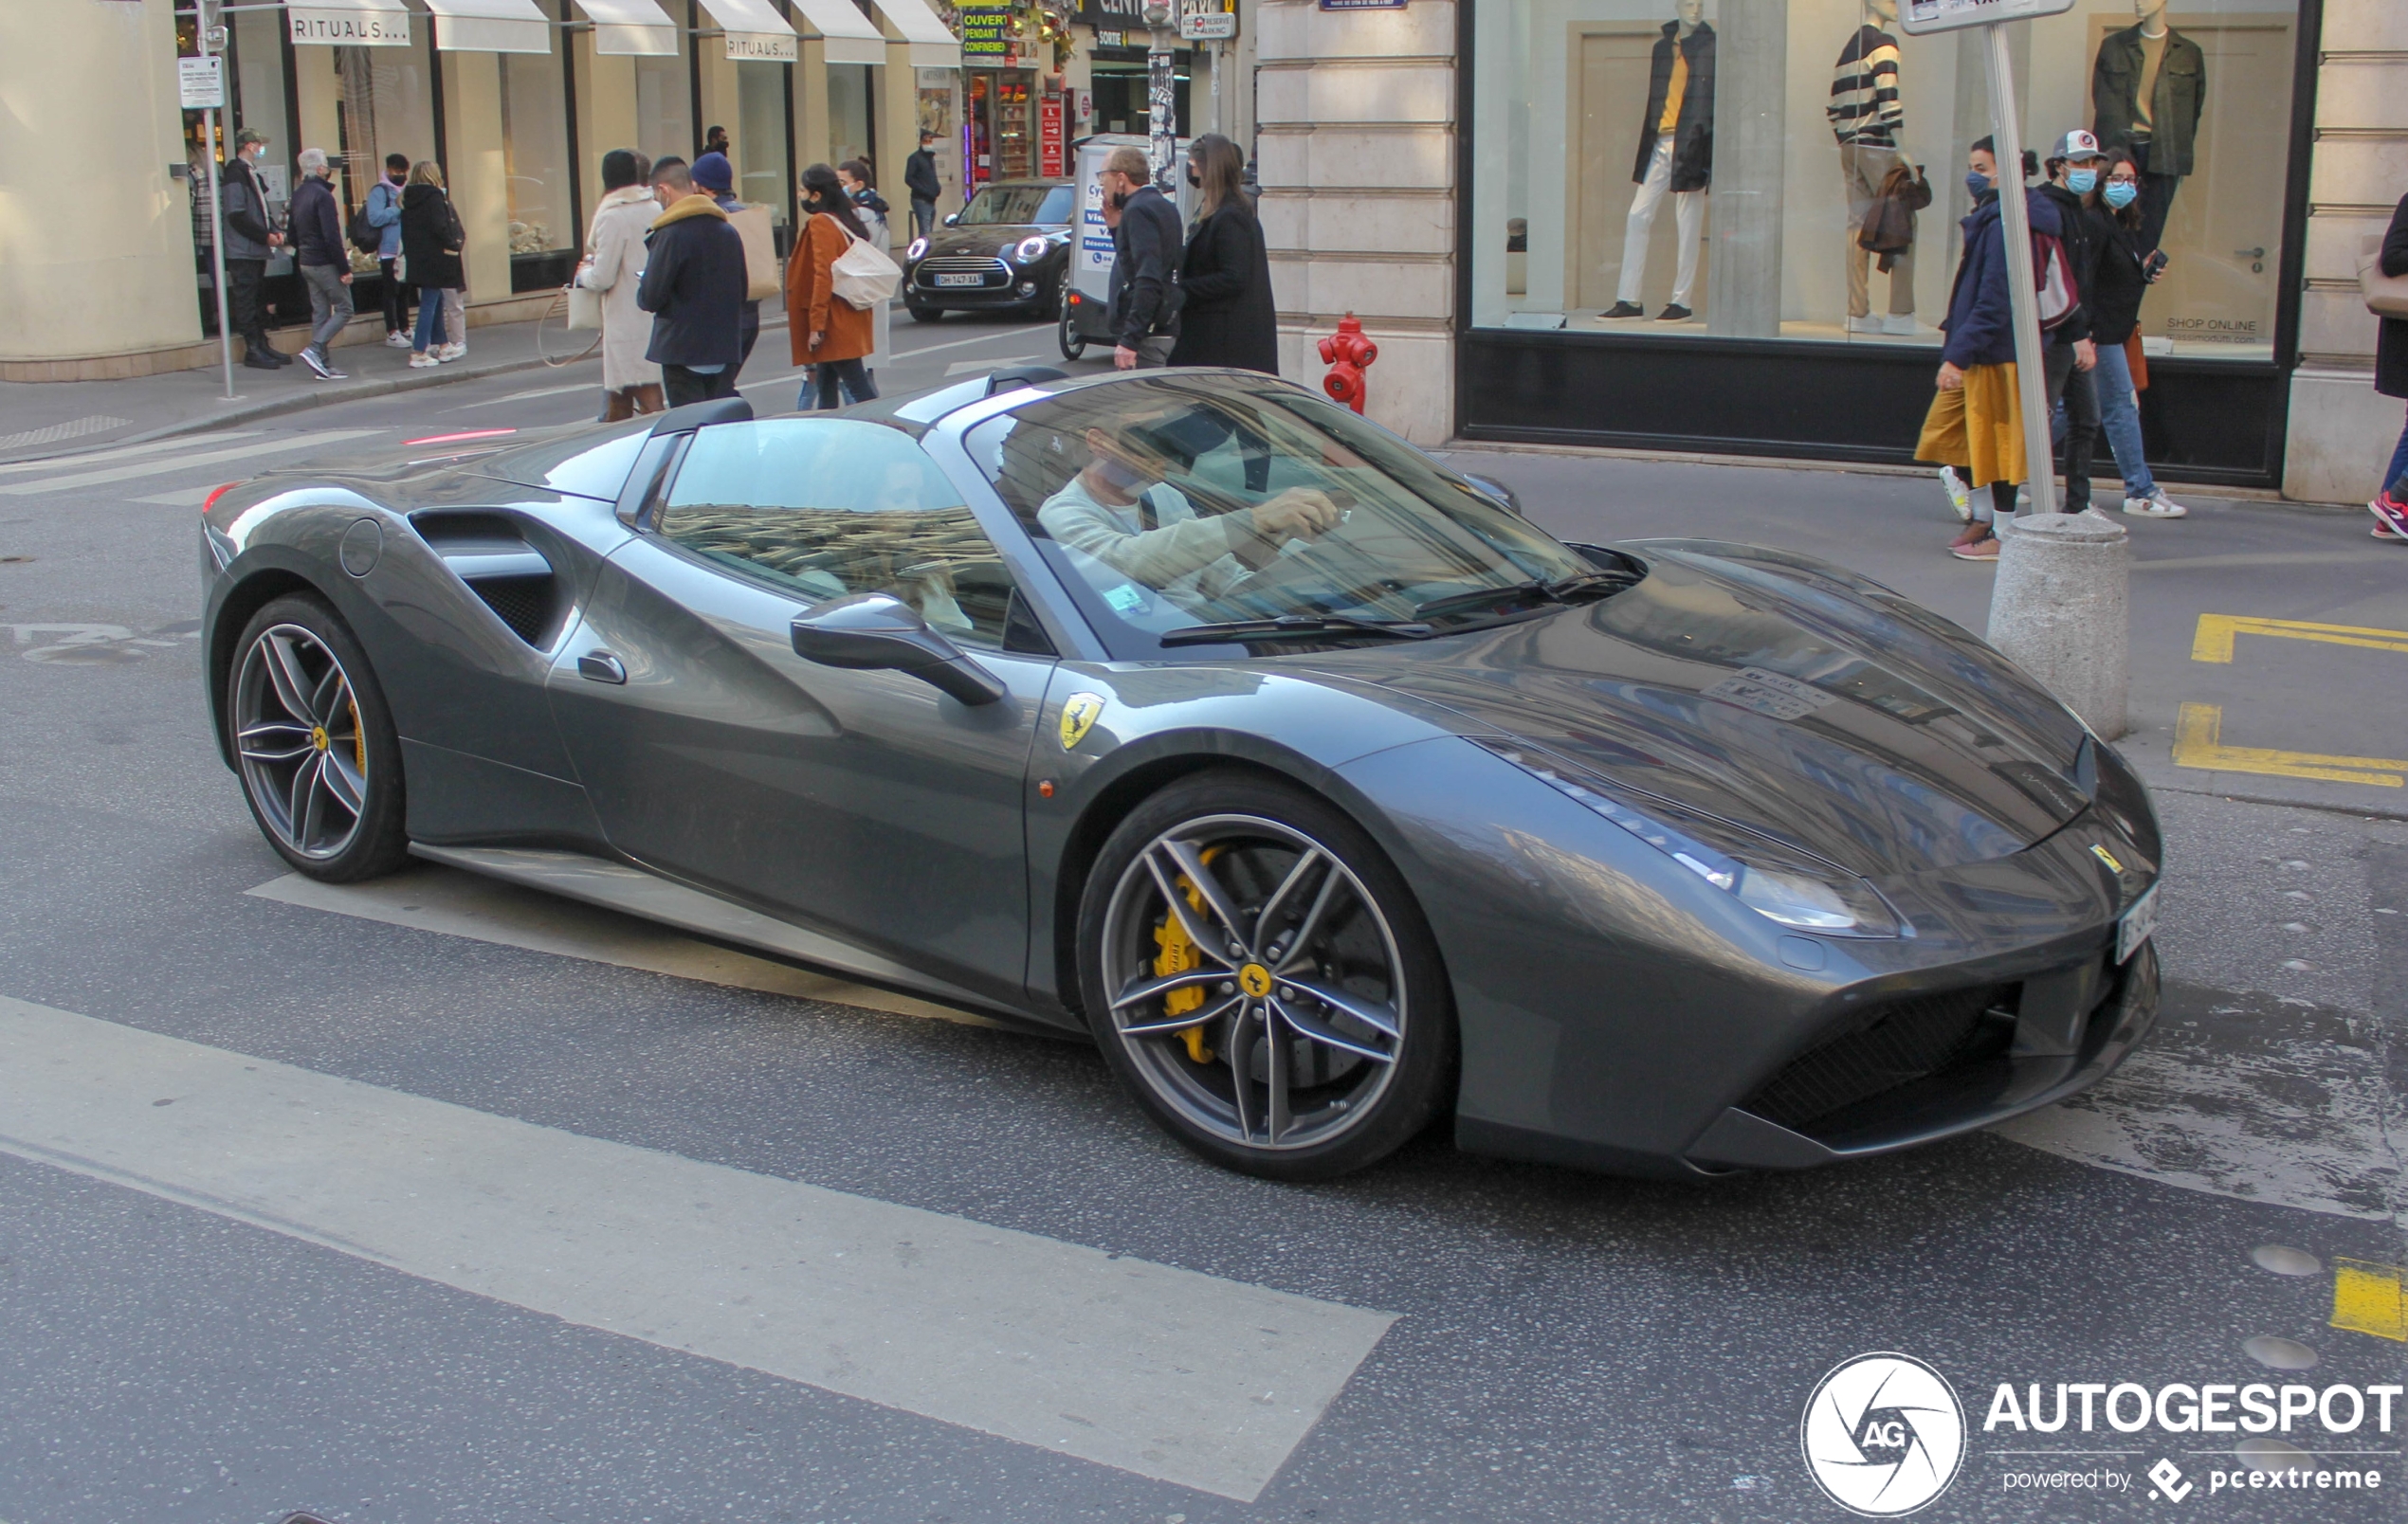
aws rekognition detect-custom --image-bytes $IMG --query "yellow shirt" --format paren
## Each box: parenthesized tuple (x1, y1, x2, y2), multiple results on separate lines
(2134, 30, 2166, 133)
(1659, 44, 1688, 135)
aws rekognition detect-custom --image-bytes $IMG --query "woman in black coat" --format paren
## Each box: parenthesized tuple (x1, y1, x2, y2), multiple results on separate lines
(2375, 191, 2408, 522)
(399, 162, 465, 363)
(1169, 135, 1277, 374)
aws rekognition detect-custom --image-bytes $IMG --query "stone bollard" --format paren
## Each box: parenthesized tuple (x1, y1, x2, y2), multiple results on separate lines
(1985, 511, 2129, 740)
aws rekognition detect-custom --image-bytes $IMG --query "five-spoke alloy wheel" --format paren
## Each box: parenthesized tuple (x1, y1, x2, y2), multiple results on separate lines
(229, 594, 408, 881)
(1081, 771, 1455, 1179)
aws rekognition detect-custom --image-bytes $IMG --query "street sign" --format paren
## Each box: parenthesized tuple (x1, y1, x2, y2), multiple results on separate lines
(1318, 0, 1408, 10)
(1177, 0, 1234, 40)
(1899, 0, 2074, 37)
(177, 55, 224, 111)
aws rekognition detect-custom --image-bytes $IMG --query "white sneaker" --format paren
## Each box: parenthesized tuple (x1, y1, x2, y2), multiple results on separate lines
(2123, 490, 2187, 518)
(384, 332, 412, 349)
(408, 352, 441, 370)
(436, 342, 465, 363)
(2016, 484, 2032, 508)
(1881, 314, 1917, 336)
(1937, 465, 1971, 522)
(1847, 315, 1881, 335)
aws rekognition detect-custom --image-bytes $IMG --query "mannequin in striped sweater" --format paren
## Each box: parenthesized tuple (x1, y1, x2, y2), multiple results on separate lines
(1831, 0, 1917, 336)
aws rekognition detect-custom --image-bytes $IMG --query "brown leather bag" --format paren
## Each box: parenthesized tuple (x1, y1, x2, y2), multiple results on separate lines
(1859, 163, 1933, 273)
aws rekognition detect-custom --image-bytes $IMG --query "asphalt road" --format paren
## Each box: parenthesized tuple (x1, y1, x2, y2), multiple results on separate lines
(0, 325, 2401, 1524)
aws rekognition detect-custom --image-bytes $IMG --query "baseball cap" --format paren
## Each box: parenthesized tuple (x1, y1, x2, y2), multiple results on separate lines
(692, 152, 734, 193)
(234, 127, 270, 149)
(2052, 129, 2104, 162)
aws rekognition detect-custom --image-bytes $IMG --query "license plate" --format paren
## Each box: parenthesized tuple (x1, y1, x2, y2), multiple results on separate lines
(934, 273, 983, 287)
(2116, 885, 2159, 964)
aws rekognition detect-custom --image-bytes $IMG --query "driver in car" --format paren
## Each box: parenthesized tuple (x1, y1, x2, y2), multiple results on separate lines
(1036, 425, 1343, 603)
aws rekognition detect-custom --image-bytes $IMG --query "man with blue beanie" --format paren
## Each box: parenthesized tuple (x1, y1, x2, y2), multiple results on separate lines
(692, 152, 761, 383)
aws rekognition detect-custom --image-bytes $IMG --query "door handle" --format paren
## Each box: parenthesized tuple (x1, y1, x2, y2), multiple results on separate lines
(2234, 247, 2266, 260)
(576, 650, 627, 684)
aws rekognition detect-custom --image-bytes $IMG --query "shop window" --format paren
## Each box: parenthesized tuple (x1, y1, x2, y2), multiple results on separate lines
(500, 45, 575, 268)
(829, 63, 875, 172)
(1469, 0, 2300, 361)
(634, 26, 693, 163)
(736, 61, 792, 229)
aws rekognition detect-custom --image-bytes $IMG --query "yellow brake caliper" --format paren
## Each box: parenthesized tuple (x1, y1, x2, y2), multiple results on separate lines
(1152, 846, 1223, 1063)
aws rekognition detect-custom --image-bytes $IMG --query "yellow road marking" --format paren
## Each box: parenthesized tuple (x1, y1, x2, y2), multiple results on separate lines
(2191, 613, 2408, 664)
(2172, 703, 2408, 788)
(2330, 1259, 2407, 1342)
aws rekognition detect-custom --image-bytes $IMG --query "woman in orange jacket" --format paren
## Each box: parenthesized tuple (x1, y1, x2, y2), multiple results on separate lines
(786, 162, 878, 408)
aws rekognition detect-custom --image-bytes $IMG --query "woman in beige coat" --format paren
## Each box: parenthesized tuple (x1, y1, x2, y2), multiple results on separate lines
(575, 149, 664, 421)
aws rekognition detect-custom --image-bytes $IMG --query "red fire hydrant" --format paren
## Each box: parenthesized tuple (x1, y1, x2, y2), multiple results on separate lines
(1318, 313, 1378, 414)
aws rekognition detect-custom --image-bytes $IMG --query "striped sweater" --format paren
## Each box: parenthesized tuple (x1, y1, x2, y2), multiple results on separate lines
(1829, 24, 1904, 148)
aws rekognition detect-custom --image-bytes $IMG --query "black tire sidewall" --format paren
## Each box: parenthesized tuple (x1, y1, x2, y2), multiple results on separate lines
(1076, 770, 1456, 1180)
(230, 592, 410, 883)
(907, 303, 942, 322)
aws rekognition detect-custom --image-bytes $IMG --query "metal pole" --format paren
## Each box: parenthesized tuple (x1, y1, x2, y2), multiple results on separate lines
(1145, 9, 1177, 189)
(1983, 22, 2055, 518)
(198, 1, 237, 399)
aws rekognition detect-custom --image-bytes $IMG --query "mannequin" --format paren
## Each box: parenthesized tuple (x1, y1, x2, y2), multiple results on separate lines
(1831, 0, 1914, 335)
(1603, 0, 1714, 322)
(2092, 0, 2204, 253)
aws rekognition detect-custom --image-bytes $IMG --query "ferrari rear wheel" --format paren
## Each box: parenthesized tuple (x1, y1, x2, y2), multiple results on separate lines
(1081, 772, 1455, 1180)
(229, 594, 408, 882)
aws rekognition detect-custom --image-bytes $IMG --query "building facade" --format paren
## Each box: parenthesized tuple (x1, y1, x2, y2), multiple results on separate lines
(1261, 0, 2406, 505)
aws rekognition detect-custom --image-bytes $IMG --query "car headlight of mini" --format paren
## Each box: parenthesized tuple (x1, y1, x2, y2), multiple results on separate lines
(1013, 235, 1049, 263)
(1474, 739, 1906, 938)
(905, 236, 929, 262)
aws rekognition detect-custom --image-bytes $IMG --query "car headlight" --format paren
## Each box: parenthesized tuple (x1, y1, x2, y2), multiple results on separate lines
(1013, 235, 1049, 263)
(1474, 739, 1906, 938)
(905, 236, 929, 262)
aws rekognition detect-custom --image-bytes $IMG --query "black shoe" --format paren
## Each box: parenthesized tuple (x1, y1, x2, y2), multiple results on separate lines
(243, 352, 281, 371)
(1601, 301, 1645, 319)
(1656, 304, 1692, 321)
(258, 346, 293, 366)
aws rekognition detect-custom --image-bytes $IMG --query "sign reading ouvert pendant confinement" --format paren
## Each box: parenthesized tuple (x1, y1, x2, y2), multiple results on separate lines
(287, 8, 410, 45)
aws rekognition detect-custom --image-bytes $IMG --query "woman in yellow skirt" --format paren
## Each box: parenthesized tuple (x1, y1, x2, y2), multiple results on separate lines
(1919, 137, 2061, 561)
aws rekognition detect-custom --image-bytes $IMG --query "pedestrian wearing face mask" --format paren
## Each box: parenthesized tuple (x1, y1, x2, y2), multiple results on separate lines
(223, 127, 289, 369)
(1169, 134, 1276, 374)
(2085, 148, 2186, 517)
(2034, 130, 2106, 517)
(1098, 146, 1182, 369)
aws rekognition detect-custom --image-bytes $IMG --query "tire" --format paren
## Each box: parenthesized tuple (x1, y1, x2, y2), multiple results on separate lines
(228, 592, 409, 882)
(1056, 305, 1085, 361)
(907, 303, 943, 323)
(1077, 770, 1456, 1180)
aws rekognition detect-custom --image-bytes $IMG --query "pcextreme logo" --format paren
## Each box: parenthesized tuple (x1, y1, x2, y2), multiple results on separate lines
(1801, 1352, 1968, 1516)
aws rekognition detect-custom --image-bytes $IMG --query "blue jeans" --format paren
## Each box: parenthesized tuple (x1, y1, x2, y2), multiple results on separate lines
(2386, 408, 2408, 500)
(412, 286, 447, 353)
(802, 358, 875, 409)
(2090, 341, 2156, 499)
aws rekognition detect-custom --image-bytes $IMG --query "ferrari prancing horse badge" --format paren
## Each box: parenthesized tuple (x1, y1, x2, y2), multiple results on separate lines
(1058, 692, 1106, 752)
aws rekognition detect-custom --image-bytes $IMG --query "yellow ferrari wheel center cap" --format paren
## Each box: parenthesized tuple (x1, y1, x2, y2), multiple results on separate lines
(310, 725, 330, 752)
(1238, 963, 1273, 998)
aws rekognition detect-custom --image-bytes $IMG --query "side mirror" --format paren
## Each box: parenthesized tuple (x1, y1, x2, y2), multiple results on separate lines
(1463, 472, 1524, 516)
(791, 592, 1005, 706)
(943, 211, 960, 226)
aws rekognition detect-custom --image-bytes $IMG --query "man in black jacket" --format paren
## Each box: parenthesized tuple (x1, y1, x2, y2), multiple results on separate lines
(904, 130, 942, 242)
(2036, 130, 2107, 513)
(289, 147, 353, 379)
(637, 158, 748, 407)
(1100, 147, 1181, 370)
(222, 127, 289, 368)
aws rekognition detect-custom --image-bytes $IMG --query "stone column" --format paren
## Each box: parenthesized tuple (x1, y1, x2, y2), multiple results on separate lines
(2286, 0, 2408, 503)
(0, 0, 202, 368)
(1706, 0, 1783, 338)
(579, 36, 639, 197)
(1255, 0, 1456, 444)
(442, 50, 514, 301)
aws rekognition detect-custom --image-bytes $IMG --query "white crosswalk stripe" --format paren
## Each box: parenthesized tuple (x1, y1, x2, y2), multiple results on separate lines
(0, 429, 387, 497)
(0, 995, 1393, 1500)
(0, 431, 262, 478)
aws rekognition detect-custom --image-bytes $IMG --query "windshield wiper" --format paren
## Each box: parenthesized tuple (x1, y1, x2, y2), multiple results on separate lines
(1412, 571, 1639, 624)
(1157, 613, 1435, 648)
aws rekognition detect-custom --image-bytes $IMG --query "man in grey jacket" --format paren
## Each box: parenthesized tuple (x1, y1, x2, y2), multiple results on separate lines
(223, 127, 288, 369)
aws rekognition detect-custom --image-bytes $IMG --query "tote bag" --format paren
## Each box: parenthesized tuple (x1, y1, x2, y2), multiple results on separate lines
(728, 205, 782, 301)
(565, 281, 603, 331)
(830, 226, 902, 312)
(2362, 232, 2408, 319)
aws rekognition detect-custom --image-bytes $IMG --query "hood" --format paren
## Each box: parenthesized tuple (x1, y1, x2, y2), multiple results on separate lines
(595, 186, 655, 213)
(1291, 542, 2094, 880)
(921, 221, 1063, 259)
(651, 193, 728, 229)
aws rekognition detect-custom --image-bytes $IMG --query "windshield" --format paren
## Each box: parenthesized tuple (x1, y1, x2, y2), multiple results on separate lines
(966, 375, 1599, 658)
(958, 185, 1073, 226)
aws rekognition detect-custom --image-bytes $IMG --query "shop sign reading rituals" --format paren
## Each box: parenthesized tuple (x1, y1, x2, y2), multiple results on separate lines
(287, 7, 410, 45)
(726, 31, 797, 61)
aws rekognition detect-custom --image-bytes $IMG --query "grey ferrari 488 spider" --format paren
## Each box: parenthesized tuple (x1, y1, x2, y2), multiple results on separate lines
(201, 369, 2162, 1181)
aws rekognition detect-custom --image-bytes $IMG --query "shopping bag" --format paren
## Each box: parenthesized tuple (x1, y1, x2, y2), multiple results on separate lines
(2362, 232, 2408, 319)
(831, 227, 902, 312)
(565, 281, 603, 332)
(728, 204, 781, 301)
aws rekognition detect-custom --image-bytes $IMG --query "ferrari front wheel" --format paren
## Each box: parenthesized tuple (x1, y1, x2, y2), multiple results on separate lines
(228, 593, 409, 882)
(1080, 772, 1456, 1180)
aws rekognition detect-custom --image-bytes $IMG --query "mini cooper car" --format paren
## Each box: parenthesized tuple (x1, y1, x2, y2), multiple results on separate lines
(200, 369, 2162, 1182)
(902, 180, 1074, 323)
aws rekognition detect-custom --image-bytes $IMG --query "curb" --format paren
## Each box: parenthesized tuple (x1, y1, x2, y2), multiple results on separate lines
(98, 350, 587, 453)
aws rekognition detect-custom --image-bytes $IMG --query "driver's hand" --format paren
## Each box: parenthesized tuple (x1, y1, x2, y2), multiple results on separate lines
(1250, 489, 1343, 542)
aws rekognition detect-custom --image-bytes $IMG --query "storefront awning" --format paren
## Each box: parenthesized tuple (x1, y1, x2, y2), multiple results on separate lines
(694, 0, 800, 62)
(867, 0, 960, 68)
(423, 0, 552, 53)
(285, 0, 412, 48)
(787, 0, 888, 66)
(571, 0, 678, 58)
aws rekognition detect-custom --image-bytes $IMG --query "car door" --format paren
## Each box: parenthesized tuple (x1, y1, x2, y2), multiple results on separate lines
(545, 417, 1058, 1005)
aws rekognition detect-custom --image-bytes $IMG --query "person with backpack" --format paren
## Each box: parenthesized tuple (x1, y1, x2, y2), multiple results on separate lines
(361, 153, 412, 348)
(399, 161, 465, 370)
(785, 163, 878, 409)
(2034, 130, 2106, 517)
(838, 159, 892, 390)
(1917, 135, 2063, 561)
